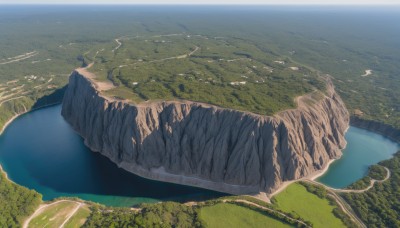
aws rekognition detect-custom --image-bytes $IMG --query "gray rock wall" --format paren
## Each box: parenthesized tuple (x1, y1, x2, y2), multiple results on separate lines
(350, 117, 400, 143)
(62, 71, 349, 195)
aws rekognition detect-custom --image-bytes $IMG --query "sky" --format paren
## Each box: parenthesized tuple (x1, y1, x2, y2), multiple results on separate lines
(0, 0, 399, 5)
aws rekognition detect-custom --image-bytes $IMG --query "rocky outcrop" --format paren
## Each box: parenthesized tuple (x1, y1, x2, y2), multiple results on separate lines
(350, 117, 400, 143)
(62, 70, 349, 195)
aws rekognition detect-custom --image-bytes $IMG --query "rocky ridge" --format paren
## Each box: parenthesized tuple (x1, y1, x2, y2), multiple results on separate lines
(350, 117, 400, 143)
(62, 69, 349, 195)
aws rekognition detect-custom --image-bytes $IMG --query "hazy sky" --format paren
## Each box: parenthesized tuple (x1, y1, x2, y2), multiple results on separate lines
(0, 0, 399, 5)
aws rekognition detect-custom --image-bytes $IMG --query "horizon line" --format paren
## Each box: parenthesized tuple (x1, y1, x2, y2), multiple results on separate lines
(1, 3, 400, 6)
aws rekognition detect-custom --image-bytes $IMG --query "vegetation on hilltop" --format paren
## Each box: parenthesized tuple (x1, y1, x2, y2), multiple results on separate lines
(90, 35, 325, 115)
(1, 7, 399, 126)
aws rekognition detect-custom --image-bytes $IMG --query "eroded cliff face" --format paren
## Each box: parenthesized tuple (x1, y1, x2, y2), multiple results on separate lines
(350, 117, 400, 143)
(62, 70, 349, 195)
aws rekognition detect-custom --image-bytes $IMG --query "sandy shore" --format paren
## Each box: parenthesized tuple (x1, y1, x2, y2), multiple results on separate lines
(121, 154, 337, 202)
(0, 164, 14, 183)
(268, 158, 336, 199)
(0, 113, 23, 135)
(116, 161, 260, 196)
(309, 159, 336, 180)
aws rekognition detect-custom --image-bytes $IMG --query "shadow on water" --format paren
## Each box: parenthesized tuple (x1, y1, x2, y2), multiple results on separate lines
(0, 105, 225, 206)
(32, 85, 67, 110)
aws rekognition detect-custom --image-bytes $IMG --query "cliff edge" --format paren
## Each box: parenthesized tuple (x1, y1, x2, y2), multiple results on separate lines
(61, 68, 349, 196)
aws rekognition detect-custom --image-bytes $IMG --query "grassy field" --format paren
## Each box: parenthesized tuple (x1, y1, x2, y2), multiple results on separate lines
(64, 205, 91, 228)
(28, 201, 80, 228)
(272, 183, 345, 228)
(199, 203, 292, 228)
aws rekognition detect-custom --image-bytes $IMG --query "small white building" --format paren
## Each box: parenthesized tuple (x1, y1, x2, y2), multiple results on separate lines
(230, 81, 247, 86)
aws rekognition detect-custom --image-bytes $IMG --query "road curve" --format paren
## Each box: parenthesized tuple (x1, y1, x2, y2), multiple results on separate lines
(310, 166, 390, 193)
(303, 180, 367, 228)
(334, 167, 390, 193)
(22, 200, 84, 228)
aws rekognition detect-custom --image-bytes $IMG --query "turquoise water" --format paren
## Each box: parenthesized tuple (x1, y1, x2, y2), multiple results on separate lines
(318, 126, 399, 188)
(0, 105, 224, 207)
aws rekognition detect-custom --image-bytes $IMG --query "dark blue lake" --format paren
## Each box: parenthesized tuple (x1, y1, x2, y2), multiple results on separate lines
(0, 105, 224, 207)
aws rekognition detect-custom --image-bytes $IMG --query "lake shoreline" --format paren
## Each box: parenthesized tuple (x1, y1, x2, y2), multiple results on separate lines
(309, 125, 350, 181)
(0, 164, 13, 183)
(268, 158, 337, 199)
(0, 113, 23, 136)
(0, 102, 63, 188)
(1, 103, 399, 205)
(318, 126, 399, 188)
(0, 102, 62, 136)
(350, 116, 400, 143)
(0, 104, 227, 207)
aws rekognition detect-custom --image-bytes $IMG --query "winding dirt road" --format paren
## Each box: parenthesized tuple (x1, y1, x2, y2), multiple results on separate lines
(308, 167, 390, 193)
(223, 199, 311, 227)
(59, 202, 83, 228)
(119, 45, 200, 69)
(301, 167, 390, 228)
(0, 51, 39, 65)
(112, 39, 122, 53)
(23, 200, 84, 228)
(76, 63, 115, 91)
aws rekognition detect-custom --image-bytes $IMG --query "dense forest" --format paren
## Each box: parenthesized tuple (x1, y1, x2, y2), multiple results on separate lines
(83, 202, 203, 228)
(342, 152, 400, 228)
(0, 169, 42, 227)
(1, 6, 400, 127)
(90, 34, 325, 115)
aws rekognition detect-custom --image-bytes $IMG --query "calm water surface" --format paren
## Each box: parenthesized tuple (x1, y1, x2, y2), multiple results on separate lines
(0, 105, 224, 207)
(318, 126, 399, 188)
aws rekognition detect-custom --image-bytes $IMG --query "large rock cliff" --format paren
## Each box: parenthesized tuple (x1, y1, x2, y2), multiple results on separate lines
(62, 70, 349, 195)
(350, 117, 400, 143)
